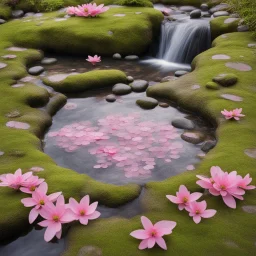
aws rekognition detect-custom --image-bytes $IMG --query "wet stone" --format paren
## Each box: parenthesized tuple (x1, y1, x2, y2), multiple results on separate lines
(209, 4, 229, 14)
(200, 4, 208, 12)
(242, 205, 256, 214)
(161, 76, 177, 82)
(112, 83, 132, 95)
(221, 94, 243, 102)
(130, 80, 148, 92)
(125, 55, 139, 61)
(201, 140, 216, 152)
(190, 10, 201, 19)
(179, 6, 196, 12)
(172, 118, 195, 130)
(244, 148, 256, 159)
(105, 94, 116, 103)
(136, 97, 158, 109)
(19, 76, 35, 82)
(12, 10, 24, 18)
(213, 73, 238, 87)
(41, 57, 57, 65)
(212, 54, 230, 60)
(175, 70, 189, 77)
(7, 47, 27, 52)
(113, 53, 121, 59)
(0, 19, 6, 24)
(206, 81, 219, 90)
(0, 62, 7, 69)
(127, 76, 134, 82)
(28, 66, 44, 75)
(225, 62, 252, 71)
(181, 131, 205, 144)
(2, 54, 17, 59)
(24, 12, 35, 17)
(224, 18, 239, 24)
(213, 11, 229, 17)
(77, 246, 102, 256)
(159, 102, 169, 108)
(237, 25, 249, 32)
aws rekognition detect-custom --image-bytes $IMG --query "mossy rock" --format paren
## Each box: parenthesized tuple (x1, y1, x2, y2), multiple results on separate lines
(213, 73, 238, 87)
(0, 4, 11, 20)
(43, 70, 127, 93)
(206, 81, 220, 90)
(136, 96, 158, 109)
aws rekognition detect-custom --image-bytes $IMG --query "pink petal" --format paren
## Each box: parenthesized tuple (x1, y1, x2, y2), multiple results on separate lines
(81, 195, 90, 207)
(141, 216, 153, 230)
(61, 209, 77, 223)
(166, 195, 180, 204)
(38, 219, 51, 227)
(88, 211, 101, 220)
(56, 229, 62, 239)
(155, 237, 167, 250)
(79, 216, 89, 225)
(196, 180, 212, 189)
(48, 192, 62, 202)
(139, 239, 148, 250)
(87, 201, 98, 215)
(68, 197, 79, 213)
(37, 182, 48, 195)
(201, 209, 217, 218)
(189, 192, 203, 202)
(154, 221, 176, 235)
(21, 197, 36, 207)
(130, 229, 149, 239)
(29, 208, 39, 224)
(44, 222, 61, 242)
(193, 215, 201, 224)
(222, 194, 236, 209)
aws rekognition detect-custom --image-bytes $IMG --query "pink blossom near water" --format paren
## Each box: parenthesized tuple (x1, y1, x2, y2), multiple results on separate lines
(86, 55, 101, 65)
(221, 108, 245, 120)
(64, 102, 77, 110)
(48, 113, 185, 178)
(66, 3, 109, 17)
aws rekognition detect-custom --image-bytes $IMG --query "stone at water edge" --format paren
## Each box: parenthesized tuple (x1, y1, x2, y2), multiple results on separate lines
(28, 66, 44, 75)
(113, 53, 122, 59)
(206, 81, 219, 90)
(136, 97, 158, 110)
(237, 25, 249, 32)
(200, 4, 208, 12)
(127, 76, 134, 82)
(190, 10, 201, 19)
(209, 4, 229, 14)
(112, 83, 132, 95)
(41, 58, 57, 65)
(24, 12, 35, 17)
(124, 55, 139, 61)
(201, 140, 216, 152)
(130, 80, 148, 92)
(181, 131, 205, 144)
(179, 6, 197, 12)
(175, 70, 189, 77)
(161, 76, 178, 83)
(213, 73, 238, 87)
(213, 11, 229, 18)
(105, 94, 116, 103)
(172, 118, 195, 130)
(159, 102, 169, 108)
(12, 10, 24, 18)
(0, 19, 6, 25)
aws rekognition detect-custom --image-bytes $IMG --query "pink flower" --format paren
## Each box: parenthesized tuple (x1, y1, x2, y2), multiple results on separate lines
(237, 174, 255, 190)
(66, 6, 77, 15)
(0, 169, 32, 190)
(66, 3, 109, 17)
(185, 201, 216, 224)
(221, 108, 245, 120)
(21, 182, 62, 224)
(38, 195, 76, 242)
(20, 175, 45, 194)
(86, 55, 101, 65)
(166, 185, 202, 210)
(130, 216, 176, 250)
(67, 195, 100, 225)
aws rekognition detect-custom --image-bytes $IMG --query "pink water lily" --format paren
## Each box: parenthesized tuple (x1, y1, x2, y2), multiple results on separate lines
(237, 174, 255, 190)
(86, 55, 101, 65)
(166, 185, 202, 210)
(67, 195, 100, 225)
(20, 175, 45, 194)
(0, 169, 32, 190)
(38, 195, 76, 242)
(130, 216, 176, 250)
(66, 3, 109, 17)
(185, 201, 216, 224)
(21, 182, 62, 224)
(221, 108, 245, 120)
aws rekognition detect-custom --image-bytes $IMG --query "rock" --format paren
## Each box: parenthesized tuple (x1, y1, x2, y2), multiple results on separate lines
(209, 4, 229, 14)
(0, 62, 7, 69)
(130, 80, 148, 92)
(127, 76, 134, 82)
(136, 97, 158, 109)
(224, 17, 239, 24)
(0, 19, 6, 25)
(167, 16, 176, 21)
(161, 76, 177, 82)
(225, 62, 252, 71)
(238, 19, 244, 26)
(159, 102, 169, 108)
(105, 94, 116, 103)
(28, 66, 44, 75)
(201, 140, 216, 152)
(213, 11, 229, 18)
(172, 118, 195, 130)
(112, 83, 132, 95)
(230, 13, 240, 18)
(237, 25, 249, 32)
(12, 10, 24, 19)
(190, 10, 201, 19)
(41, 57, 57, 65)
(181, 131, 205, 144)
(213, 73, 238, 87)
(175, 70, 189, 77)
(179, 6, 196, 12)
(212, 54, 230, 59)
(5, 110, 21, 118)
(124, 55, 139, 61)
(25, 12, 35, 17)
(242, 205, 256, 214)
(77, 246, 102, 256)
(113, 53, 122, 59)
(221, 94, 243, 102)
(2, 54, 16, 59)
(248, 43, 256, 48)
(200, 4, 208, 12)
(206, 81, 219, 90)
(202, 13, 211, 18)
(244, 148, 256, 159)
(7, 47, 27, 51)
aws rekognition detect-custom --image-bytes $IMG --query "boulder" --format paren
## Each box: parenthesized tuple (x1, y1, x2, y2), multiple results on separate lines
(209, 4, 229, 14)
(0, 19, 6, 25)
(181, 131, 205, 144)
(127, 76, 134, 82)
(213, 11, 229, 18)
(130, 80, 148, 92)
(105, 94, 116, 103)
(213, 73, 238, 87)
(159, 102, 169, 108)
(136, 97, 158, 109)
(28, 66, 44, 75)
(12, 10, 24, 18)
(200, 4, 208, 12)
(124, 55, 139, 61)
(172, 118, 195, 130)
(112, 83, 132, 95)
(41, 58, 57, 65)
(201, 140, 217, 152)
(237, 25, 249, 32)
(113, 53, 122, 59)
(190, 10, 201, 19)
(179, 6, 197, 12)
(175, 70, 189, 77)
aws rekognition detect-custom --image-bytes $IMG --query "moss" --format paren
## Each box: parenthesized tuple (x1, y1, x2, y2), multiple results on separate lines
(151, 0, 203, 6)
(94, 0, 153, 7)
(43, 70, 127, 93)
(45, 93, 67, 116)
(0, 4, 11, 20)
(213, 73, 238, 87)
(210, 16, 240, 40)
(206, 81, 220, 90)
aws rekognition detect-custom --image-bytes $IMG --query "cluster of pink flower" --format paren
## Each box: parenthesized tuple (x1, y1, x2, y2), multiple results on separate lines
(0, 169, 100, 242)
(221, 108, 245, 120)
(66, 3, 109, 17)
(86, 55, 101, 65)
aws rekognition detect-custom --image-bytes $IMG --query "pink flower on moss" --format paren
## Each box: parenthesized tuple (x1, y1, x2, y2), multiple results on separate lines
(20, 175, 45, 194)
(185, 201, 216, 224)
(86, 55, 101, 65)
(130, 216, 176, 250)
(67, 195, 100, 225)
(237, 174, 255, 190)
(38, 195, 76, 242)
(66, 3, 109, 17)
(0, 169, 32, 190)
(21, 182, 62, 224)
(166, 185, 202, 210)
(221, 108, 245, 120)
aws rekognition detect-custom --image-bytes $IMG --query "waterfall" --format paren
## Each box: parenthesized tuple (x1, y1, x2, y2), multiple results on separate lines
(157, 20, 211, 64)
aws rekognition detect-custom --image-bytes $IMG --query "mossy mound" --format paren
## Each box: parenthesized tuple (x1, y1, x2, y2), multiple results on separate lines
(94, 0, 153, 7)
(43, 70, 127, 93)
(213, 73, 238, 87)
(0, 4, 11, 20)
(0, 7, 163, 56)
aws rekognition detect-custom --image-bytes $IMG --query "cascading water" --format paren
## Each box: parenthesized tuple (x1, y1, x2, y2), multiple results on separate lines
(157, 20, 211, 64)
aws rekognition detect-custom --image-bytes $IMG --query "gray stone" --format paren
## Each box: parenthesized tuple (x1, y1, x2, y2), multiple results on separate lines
(237, 25, 249, 32)
(77, 246, 102, 256)
(190, 10, 201, 19)
(179, 6, 196, 12)
(124, 55, 139, 61)
(175, 70, 189, 77)
(213, 11, 229, 18)
(224, 17, 239, 24)
(161, 76, 178, 83)
(201, 140, 216, 152)
(25, 12, 35, 17)
(41, 58, 57, 65)
(12, 10, 24, 18)
(28, 66, 44, 75)
(0, 19, 6, 24)
(0, 62, 7, 69)
(221, 94, 243, 102)
(159, 102, 169, 108)
(230, 13, 240, 18)
(105, 94, 116, 103)
(113, 53, 122, 59)
(136, 97, 158, 109)
(209, 4, 229, 14)
(130, 80, 148, 92)
(181, 131, 205, 144)
(213, 73, 238, 87)
(127, 76, 134, 82)
(200, 4, 208, 12)
(248, 43, 256, 48)
(242, 205, 256, 214)
(244, 148, 256, 159)
(112, 83, 132, 95)
(202, 13, 211, 18)
(172, 118, 195, 130)
(225, 62, 252, 71)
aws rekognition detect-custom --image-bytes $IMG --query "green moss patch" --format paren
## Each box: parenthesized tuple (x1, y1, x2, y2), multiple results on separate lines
(0, 4, 11, 20)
